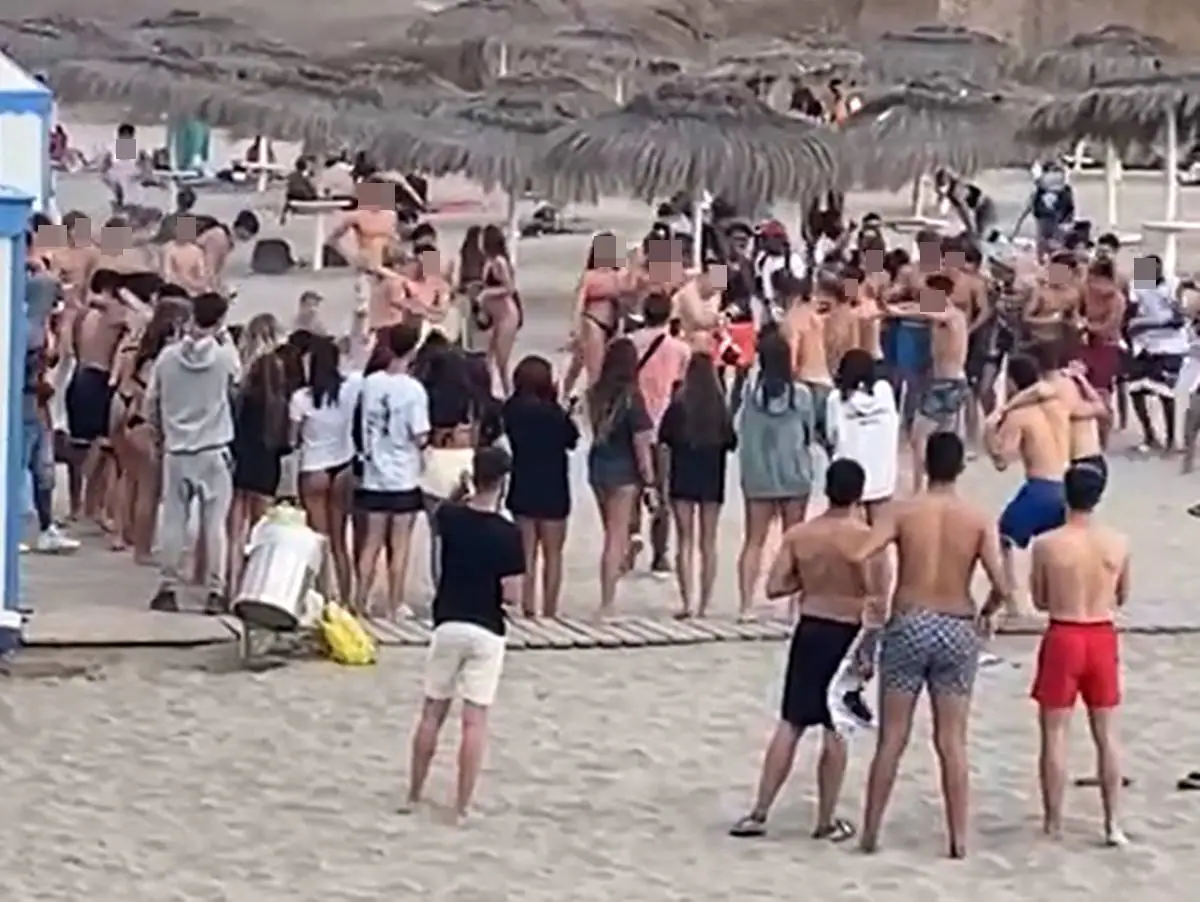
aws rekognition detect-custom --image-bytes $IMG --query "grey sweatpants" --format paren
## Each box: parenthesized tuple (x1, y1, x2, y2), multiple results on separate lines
(158, 448, 234, 595)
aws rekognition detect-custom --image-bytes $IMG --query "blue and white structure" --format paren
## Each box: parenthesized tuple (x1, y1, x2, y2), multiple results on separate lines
(0, 52, 53, 214)
(0, 187, 33, 656)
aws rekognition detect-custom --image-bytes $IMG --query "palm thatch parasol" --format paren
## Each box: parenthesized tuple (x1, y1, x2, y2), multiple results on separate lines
(703, 36, 863, 109)
(405, 0, 583, 76)
(841, 77, 1031, 193)
(1015, 25, 1186, 225)
(537, 78, 841, 226)
(0, 16, 134, 68)
(1016, 25, 1179, 89)
(866, 25, 1015, 85)
(1021, 71, 1200, 273)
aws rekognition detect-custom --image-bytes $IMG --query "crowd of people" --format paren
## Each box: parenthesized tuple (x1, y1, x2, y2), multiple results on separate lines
(20, 142, 1188, 843)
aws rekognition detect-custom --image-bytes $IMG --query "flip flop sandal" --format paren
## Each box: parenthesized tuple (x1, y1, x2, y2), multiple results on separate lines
(1177, 776, 1200, 791)
(1187, 502, 1200, 518)
(728, 814, 767, 838)
(812, 818, 856, 842)
(1074, 776, 1134, 788)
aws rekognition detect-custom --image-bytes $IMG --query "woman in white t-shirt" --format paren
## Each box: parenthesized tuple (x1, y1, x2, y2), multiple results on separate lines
(290, 335, 362, 602)
(353, 324, 430, 619)
(825, 349, 899, 523)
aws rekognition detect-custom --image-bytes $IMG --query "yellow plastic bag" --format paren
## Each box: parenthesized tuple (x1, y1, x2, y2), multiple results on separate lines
(319, 602, 378, 666)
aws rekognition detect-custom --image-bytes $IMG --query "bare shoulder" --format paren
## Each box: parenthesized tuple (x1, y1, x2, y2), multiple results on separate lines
(1095, 525, 1130, 561)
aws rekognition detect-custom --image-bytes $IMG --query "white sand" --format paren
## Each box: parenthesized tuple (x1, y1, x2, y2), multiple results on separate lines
(3, 635, 1200, 899)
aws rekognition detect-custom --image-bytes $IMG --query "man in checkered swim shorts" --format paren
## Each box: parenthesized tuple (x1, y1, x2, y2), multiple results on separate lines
(850, 433, 1011, 859)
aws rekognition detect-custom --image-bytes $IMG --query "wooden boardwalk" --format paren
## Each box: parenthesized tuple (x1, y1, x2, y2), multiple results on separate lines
(362, 616, 794, 650)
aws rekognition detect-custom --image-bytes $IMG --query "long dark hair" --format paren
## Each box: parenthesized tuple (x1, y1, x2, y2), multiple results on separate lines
(512, 355, 557, 403)
(134, 298, 189, 371)
(587, 337, 640, 435)
(754, 325, 796, 407)
(305, 335, 343, 409)
(481, 223, 509, 260)
(241, 352, 289, 449)
(679, 352, 732, 446)
(836, 348, 879, 400)
(459, 225, 484, 284)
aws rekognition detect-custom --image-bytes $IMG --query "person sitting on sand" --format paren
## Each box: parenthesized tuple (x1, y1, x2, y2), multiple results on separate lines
(1029, 462, 1129, 846)
(729, 459, 888, 842)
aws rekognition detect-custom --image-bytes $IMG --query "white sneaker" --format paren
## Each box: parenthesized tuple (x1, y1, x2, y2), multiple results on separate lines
(34, 525, 80, 554)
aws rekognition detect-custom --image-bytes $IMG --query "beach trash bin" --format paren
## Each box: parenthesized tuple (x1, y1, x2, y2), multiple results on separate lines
(233, 505, 326, 631)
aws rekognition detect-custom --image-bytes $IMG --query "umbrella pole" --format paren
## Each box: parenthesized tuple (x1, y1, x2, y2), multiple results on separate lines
(614, 72, 625, 105)
(506, 191, 520, 269)
(1072, 140, 1087, 172)
(1165, 113, 1181, 277)
(498, 41, 509, 77)
(691, 193, 704, 270)
(1104, 142, 1121, 228)
(911, 176, 926, 217)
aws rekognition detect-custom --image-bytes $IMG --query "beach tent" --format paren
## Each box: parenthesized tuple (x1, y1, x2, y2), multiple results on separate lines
(0, 51, 53, 213)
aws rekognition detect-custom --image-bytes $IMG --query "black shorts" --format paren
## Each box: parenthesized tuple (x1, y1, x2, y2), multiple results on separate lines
(780, 615, 860, 730)
(65, 366, 113, 444)
(354, 487, 424, 514)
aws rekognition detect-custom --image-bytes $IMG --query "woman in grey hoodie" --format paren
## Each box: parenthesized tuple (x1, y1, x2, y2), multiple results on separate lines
(736, 326, 815, 620)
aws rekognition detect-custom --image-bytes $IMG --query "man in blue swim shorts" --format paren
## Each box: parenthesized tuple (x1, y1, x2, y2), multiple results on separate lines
(984, 354, 1070, 618)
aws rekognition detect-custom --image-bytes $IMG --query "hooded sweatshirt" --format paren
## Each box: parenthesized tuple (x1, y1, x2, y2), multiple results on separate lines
(738, 377, 814, 500)
(147, 332, 241, 454)
(826, 381, 900, 503)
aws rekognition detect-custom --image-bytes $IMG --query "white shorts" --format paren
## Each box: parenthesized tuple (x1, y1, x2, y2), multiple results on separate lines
(424, 621, 506, 707)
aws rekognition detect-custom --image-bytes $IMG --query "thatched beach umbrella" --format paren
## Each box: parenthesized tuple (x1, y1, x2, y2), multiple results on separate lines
(406, 0, 583, 77)
(371, 72, 615, 260)
(841, 78, 1030, 193)
(866, 25, 1015, 85)
(537, 78, 841, 260)
(704, 36, 862, 109)
(0, 16, 133, 68)
(1022, 71, 1200, 274)
(1016, 25, 1185, 226)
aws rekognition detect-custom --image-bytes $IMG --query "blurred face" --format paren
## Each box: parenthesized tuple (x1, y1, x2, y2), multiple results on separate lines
(943, 249, 966, 271)
(862, 248, 885, 273)
(917, 242, 941, 268)
(842, 276, 861, 300)
(1048, 261, 1074, 284)
(100, 225, 130, 253)
(645, 239, 674, 284)
(68, 216, 92, 244)
(705, 264, 727, 291)
(727, 232, 751, 257)
(1133, 256, 1158, 283)
(591, 234, 617, 268)
(919, 284, 949, 312)
(357, 180, 394, 209)
(115, 135, 136, 160)
(174, 215, 197, 242)
(36, 223, 65, 250)
(418, 248, 440, 276)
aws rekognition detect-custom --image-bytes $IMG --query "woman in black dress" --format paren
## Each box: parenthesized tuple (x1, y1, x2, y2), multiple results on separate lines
(503, 355, 580, 617)
(229, 352, 290, 595)
(658, 351, 737, 618)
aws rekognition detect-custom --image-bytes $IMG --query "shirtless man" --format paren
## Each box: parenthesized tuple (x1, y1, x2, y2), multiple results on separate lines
(195, 211, 259, 295)
(160, 215, 212, 296)
(327, 179, 399, 314)
(944, 240, 992, 445)
(99, 123, 139, 210)
(673, 263, 725, 350)
(55, 212, 101, 307)
(886, 230, 942, 435)
(730, 460, 890, 842)
(984, 353, 1071, 618)
(1023, 252, 1082, 356)
(1029, 463, 1128, 846)
(407, 245, 457, 343)
(61, 268, 131, 526)
(820, 274, 859, 376)
(851, 432, 1010, 858)
(899, 273, 969, 492)
(1076, 258, 1126, 447)
(784, 275, 832, 447)
(366, 249, 425, 334)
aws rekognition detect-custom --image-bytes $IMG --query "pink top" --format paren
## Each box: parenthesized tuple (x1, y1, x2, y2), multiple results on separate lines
(627, 326, 690, 429)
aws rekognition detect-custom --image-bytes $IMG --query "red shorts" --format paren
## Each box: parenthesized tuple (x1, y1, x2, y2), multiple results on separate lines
(1077, 342, 1121, 391)
(1030, 620, 1120, 710)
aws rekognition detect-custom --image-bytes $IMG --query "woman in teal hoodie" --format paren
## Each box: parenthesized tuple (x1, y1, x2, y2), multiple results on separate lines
(736, 325, 816, 620)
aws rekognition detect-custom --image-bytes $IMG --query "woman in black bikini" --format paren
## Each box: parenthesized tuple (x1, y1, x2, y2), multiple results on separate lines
(109, 297, 190, 561)
(562, 232, 625, 397)
(478, 225, 521, 393)
(454, 226, 485, 350)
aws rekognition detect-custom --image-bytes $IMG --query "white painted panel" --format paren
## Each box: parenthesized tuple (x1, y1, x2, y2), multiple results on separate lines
(0, 113, 44, 211)
(0, 240, 13, 582)
(0, 53, 41, 94)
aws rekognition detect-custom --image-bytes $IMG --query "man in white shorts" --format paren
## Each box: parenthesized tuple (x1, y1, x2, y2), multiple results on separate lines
(402, 447, 525, 822)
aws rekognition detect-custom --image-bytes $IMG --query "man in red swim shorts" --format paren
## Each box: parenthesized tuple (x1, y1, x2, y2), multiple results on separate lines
(1029, 462, 1130, 846)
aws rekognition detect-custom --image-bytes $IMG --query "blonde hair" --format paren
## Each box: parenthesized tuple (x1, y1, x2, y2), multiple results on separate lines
(238, 313, 282, 366)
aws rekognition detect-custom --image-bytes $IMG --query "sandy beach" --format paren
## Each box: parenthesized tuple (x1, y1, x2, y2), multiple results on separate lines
(9, 116, 1200, 900)
(2, 636, 1200, 900)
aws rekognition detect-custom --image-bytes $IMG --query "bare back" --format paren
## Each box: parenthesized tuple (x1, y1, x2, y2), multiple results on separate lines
(998, 401, 1071, 480)
(1031, 523, 1128, 623)
(888, 494, 1000, 618)
(823, 304, 859, 376)
(787, 305, 831, 383)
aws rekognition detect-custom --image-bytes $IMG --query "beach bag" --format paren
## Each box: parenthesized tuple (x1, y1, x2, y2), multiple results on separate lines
(250, 238, 296, 275)
(319, 601, 377, 666)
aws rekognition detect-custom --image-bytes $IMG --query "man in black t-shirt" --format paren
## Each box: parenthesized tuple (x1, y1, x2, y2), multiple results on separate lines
(403, 446, 524, 822)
